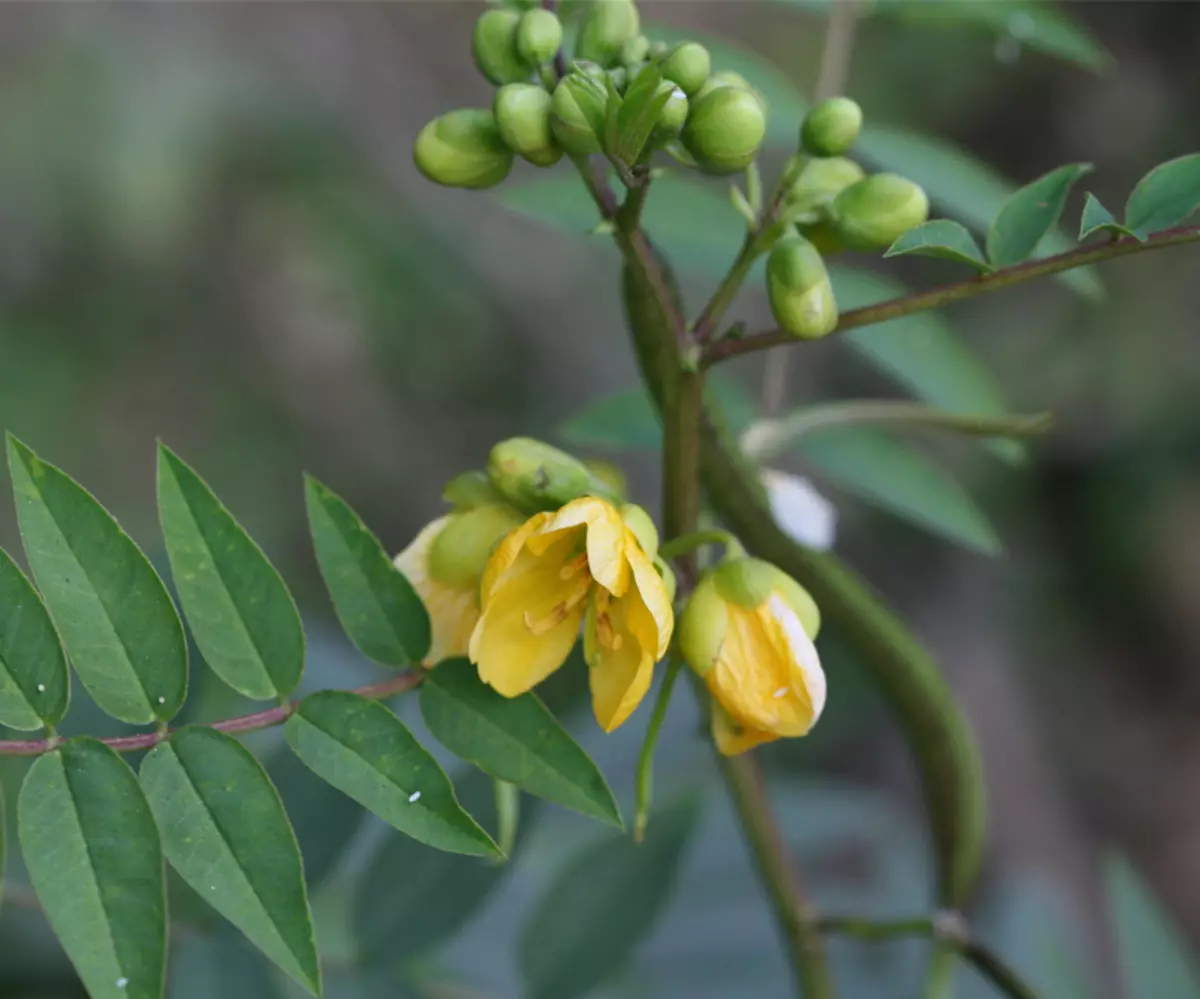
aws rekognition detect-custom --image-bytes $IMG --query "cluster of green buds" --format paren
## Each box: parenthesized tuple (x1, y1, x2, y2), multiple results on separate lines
(413, 0, 771, 188)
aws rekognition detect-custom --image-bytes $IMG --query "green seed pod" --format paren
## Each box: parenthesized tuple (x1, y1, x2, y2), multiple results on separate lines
(766, 235, 839, 339)
(472, 9, 531, 86)
(494, 84, 562, 167)
(620, 34, 651, 67)
(830, 173, 930, 251)
(681, 85, 767, 174)
(653, 81, 689, 139)
(413, 109, 514, 190)
(428, 505, 525, 588)
(516, 8, 563, 66)
(801, 96, 863, 157)
(619, 503, 659, 558)
(550, 70, 608, 156)
(576, 0, 640, 67)
(661, 41, 711, 96)
(782, 155, 866, 216)
(488, 437, 597, 513)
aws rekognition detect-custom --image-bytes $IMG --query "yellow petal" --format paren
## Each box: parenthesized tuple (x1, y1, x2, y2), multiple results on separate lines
(626, 541, 674, 659)
(586, 589, 656, 733)
(711, 702, 778, 756)
(395, 516, 477, 662)
(479, 511, 552, 605)
(538, 496, 630, 597)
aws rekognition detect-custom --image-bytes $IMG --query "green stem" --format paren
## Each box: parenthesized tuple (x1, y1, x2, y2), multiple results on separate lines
(658, 528, 746, 562)
(634, 656, 682, 843)
(923, 941, 958, 999)
(691, 232, 766, 343)
(493, 779, 520, 860)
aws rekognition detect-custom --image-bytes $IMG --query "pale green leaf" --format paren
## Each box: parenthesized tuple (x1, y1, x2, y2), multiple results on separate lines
(7, 435, 187, 724)
(158, 444, 305, 700)
(797, 427, 1001, 555)
(19, 739, 166, 999)
(1124, 153, 1200, 238)
(884, 219, 992, 271)
(519, 794, 701, 999)
(987, 163, 1092, 267)
(305, 475, 430, 668)
(1079, 192, 1136, 241)
(0, 547, 69, 730)
(140, 727, 320, 995)
(286, 690, 499, 856)
(420, 658, 622, 828)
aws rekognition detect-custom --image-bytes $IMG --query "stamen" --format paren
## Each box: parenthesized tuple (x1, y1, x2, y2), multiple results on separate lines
(523, 576, 593, 635)
(594, 612, 624, 650)
(559, 552, 589, 581)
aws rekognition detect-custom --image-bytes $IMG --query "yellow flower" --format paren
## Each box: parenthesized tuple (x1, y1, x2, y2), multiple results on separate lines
(679, 557, 826, 755)
(394, 504, 524, 663)
(469, 496, 673, 732)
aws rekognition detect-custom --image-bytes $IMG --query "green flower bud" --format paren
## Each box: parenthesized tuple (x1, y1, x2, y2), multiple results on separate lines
(766, 235, 838, 339)
(620, 34, 651, 67)
(681, 85, 766, 174)
(413, 109, 514, 189)
(648, 40, 669, 58)
(473, 9, 531, 86)
(516, 8, 563, 66)
(550, 71, 607, 156)
(801, 96, 863, 157)
(488, 437, 596, 512)
(693, 70, 759, 105)
(576, 0, 640, 67)
(661, 41, 711, 96)
(654, 557, 677, 605)
(798, 218, 846, 257)
(494, 84, 562, 167)
(619, 503, 659, 558)
(782, 155, 866, 216)
(569, 59, 606, 81)
(607, 66, 628, 93)
(584, 459, 627, 501)
(830, 173, 930, 251)
(442, 469, 506, 510)
(653, 81, 689, 138)
(428, 504, 524, 588)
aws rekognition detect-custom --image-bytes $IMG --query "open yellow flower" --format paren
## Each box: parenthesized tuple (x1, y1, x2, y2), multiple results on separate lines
(469, 496, 673, 731)
(679, 557, 826, 755)
(394, 504, 524, 663)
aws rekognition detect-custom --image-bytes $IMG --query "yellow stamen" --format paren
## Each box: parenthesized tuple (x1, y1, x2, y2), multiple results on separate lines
(522, 574, 592, 636)
(593, 612, 623, 651)
(559, 552, 590, 581)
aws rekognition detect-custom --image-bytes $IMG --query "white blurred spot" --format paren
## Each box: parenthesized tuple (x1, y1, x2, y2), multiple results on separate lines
(774, 687, 788, 699)
(761, 469, 838, 551)
(116, 979, 129, 990)
(408, 791, 422, 803)
(157, 696, 166, 705)
(37, 684, 46, 692)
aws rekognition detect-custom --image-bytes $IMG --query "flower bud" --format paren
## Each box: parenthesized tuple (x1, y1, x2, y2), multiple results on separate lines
(681, 85, 766, 174)
(619, 503, 659, 558)
(473, 9, 531, 86)
(550, 71, 607, 156)
(767, 235, 838, 340)
(782, 155, 865, 216)
(607, 66, 628, 93)
(494, 84, 562, 167)
(830, 173, 930, 251)
(620, 34, 651, 67)
(801, 96, 863, 157)
(585, 459, 627, 500)
(661, 41, 711, 96)
(576, 0, 640, 68)
(442, 469, 506, 510)
(798, 219, 846, 257)
(653, 81, 689, 139)
(487, 437, 597, 512)
(516, 8, 563, 66)
(428, 504, 525, 589)
(413, 109, 514, 190)
(693, 71, 759, 105)
(655, 557, 677, 604)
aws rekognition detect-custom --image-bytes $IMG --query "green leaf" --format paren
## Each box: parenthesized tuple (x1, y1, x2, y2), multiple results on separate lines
(7, 435, 187, 724)
(1106, 854, 1200, 998)
(614, 63, 668, 165)
(884, 219, 992, 271)
(987, 163, 1092, 267)
(420, 658, 622, 828)
(157, 444, 305, 701)
(797, 427, 1001, 555)
(19, 738, 166, 999)
(0, 547, 69, 730)
(1124, 153, 1200, 238)
(140, 727, 320, 995)
(354, 767, 528, 965)
(1079, 192, 1136, 241)
(519, 794, 701, 999)
(0, 782, 5, 913)
(286, 690, 499, 856)
(304, 475, 430, 668)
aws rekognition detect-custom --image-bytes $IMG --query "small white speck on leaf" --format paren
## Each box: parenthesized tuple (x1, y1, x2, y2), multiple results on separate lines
(158, 696, 166, 704)
(116, 979, 129, 990)
(774, 687, 788, 699)
(37, 684, 46, 692)
(408, 791, 422, 803)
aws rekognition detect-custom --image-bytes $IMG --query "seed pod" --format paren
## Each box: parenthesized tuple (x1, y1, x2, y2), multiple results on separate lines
(413, 109, 514, 189)
(576, 0, 640, 68)
(661, 41, 711, 96)
(516, 8, 563, 66)
(681, 85, 766, 174)
(653, 81, 689, 139)
(487, 437, 598, 513)
(766, 235, 838, 339)
(620, 34, 651, 67)
(830, 173, 930, 251)
(494, 84, 562, 167)
(801, 96, 863, 157)
(550, 70, 608, 156)
(473, 9, 531, 86)
(782, 155, 866, 216)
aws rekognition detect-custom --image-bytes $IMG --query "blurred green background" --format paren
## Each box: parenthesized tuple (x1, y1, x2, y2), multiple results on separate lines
(1, 2, 1199, 997)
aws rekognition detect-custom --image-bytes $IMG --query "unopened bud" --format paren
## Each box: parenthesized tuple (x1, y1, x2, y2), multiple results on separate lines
(516, 8, 563, 66)
(584, 459, 627, 501)
(576, 0, 640, 68)
(782, 156, 866, 216)
(488, 437, 597, 512)
(661, 42, 711, 96)
(655, 557, 677, 604)
(801, 96, 863, 157)
(607, 66, 628, 93)
(830, 173, 930, 251)
(550, 71, 607, 156)
(620, 34, 651, 67)
(429, 505, 524, 588)
(766, 235, 838, 339)
(413, 109, 514, 189)
(494, 84, 562, 167)
(654, 81, 689, 139)
(620, 503, 659, 558)
(694, 71, 759, 105)
(473, 9, 531, 86)
(682, 85, 766, 174)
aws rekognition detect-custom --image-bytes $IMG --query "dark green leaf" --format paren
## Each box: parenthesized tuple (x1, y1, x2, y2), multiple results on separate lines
(421, 658, 621, 828)
(884, 219, 992, 271)
(1124, 153, 1200, 238)
(304, 475, 430, 668)
(519, 794, 701, 999)
(169, 932, 284, 999)
(797, 427, 1001, 555)
(286, 690, 498, 856)
(19, 739, 165, 999)
(1079, 192, 1136, 241)
(1106, 854, 1200, 998)
(140, 727, 320, 995)
(0, 547, 69, 730)
(7, 435, 187, 724)
(987, 163, 1092, 267)
(158, 444, 305, 700)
